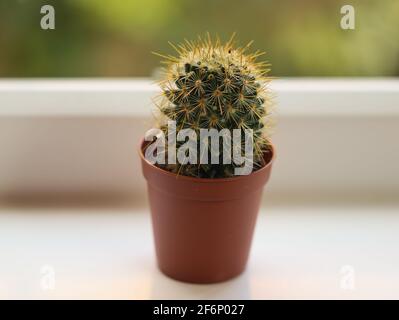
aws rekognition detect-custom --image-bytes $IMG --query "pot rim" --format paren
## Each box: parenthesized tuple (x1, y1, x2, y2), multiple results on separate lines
(138, 138, 275, 183)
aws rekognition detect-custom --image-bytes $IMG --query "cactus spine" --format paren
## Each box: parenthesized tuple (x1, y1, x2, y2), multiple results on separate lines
(154, 34, 273, 178)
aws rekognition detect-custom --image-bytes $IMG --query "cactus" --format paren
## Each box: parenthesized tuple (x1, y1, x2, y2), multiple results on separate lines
(153, 34, 273, 178)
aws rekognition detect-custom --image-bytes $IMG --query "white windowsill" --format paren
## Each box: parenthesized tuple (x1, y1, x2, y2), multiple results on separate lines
(0, 77, 398, 201)
(1, 206, 398, 300)
(1, 78, 399, 117)
(1, 78, 399, 299)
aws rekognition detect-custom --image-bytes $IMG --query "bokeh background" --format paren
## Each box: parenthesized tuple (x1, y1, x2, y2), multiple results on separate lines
(0, 0, 398, 77)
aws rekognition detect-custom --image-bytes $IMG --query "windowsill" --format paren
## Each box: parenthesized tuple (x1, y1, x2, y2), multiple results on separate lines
(1, 78, 399, 299)
(0, 77, 398, 203)
(1, 205, 398, 299)
(1, 78, 399, 117)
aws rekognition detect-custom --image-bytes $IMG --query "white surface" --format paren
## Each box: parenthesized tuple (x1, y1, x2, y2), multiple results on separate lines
(0, 78, 398, 201)
(1, 206, 399, 300)
(1, 78, 399, 116)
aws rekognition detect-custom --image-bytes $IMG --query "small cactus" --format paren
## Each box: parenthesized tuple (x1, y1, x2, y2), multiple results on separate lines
(153, 34, 273, 178)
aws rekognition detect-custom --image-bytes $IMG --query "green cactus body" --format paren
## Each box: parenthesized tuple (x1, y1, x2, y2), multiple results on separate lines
(154, 35, 273, 178)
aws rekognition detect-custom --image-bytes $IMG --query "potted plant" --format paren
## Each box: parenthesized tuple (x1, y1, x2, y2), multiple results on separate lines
(139, 35, 275, 284)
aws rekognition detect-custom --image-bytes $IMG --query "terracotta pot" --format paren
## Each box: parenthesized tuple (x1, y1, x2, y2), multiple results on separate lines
(139, 140, 275, 283)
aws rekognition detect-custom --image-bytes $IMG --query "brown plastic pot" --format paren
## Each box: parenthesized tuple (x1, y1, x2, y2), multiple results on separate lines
(139, 140, 275, 284)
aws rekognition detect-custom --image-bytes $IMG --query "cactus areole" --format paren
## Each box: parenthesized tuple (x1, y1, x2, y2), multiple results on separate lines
(139, 35, 275, 283)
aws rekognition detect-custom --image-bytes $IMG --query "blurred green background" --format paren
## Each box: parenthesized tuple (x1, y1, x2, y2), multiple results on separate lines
(0, 0, 398, 77)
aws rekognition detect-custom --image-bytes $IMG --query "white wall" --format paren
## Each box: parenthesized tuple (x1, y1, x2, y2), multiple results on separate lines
(0, 79, 398, 205)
